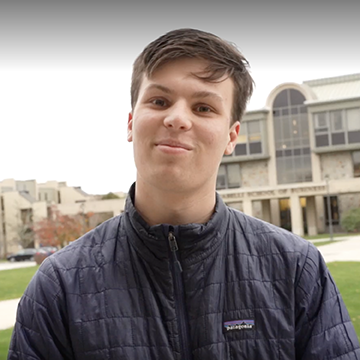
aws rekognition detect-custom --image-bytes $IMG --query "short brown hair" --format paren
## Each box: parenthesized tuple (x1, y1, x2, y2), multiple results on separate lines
(131, 28, 254, 124)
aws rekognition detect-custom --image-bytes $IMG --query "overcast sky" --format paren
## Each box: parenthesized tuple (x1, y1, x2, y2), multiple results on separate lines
(1, 0, 360, 194)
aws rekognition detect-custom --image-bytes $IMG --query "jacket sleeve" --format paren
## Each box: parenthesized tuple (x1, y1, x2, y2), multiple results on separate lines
(295, 243, 360, 359)
(7, 258, 74, 360)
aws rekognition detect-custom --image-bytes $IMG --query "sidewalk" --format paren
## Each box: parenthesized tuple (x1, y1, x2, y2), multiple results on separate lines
(316, 235, 360, 263)
(0, 298, 20, 330)
(1, 236, 360, 331)
(0, 261, 36, 272)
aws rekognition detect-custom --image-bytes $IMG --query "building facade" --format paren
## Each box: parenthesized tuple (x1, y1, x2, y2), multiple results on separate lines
(217, 73, 360, 237)
(0, 179, 126, 257)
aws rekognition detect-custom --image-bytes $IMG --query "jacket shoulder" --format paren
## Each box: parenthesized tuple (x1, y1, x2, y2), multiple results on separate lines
(227, 206, 310, 256)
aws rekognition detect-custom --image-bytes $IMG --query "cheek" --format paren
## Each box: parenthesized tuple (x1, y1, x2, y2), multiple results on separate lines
(202, 127, 229, 149)
(132, 112, 157, 139)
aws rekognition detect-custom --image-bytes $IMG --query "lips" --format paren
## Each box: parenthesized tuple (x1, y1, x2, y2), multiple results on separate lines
(155, 139, 192, 150)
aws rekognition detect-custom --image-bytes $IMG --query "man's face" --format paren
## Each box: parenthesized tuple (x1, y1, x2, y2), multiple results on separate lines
(128, 57, 239, 193)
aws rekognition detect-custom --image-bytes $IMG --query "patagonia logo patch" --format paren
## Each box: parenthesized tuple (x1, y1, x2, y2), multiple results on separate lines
(224, 319, 255, 331)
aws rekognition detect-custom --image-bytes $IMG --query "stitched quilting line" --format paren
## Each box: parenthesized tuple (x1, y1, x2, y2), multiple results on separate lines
(326, 348, 360, 360)
(192, 337, 295, 353)
(122, 248, 135, 350)
(65, 306, 291, 325)
(57, 276, 297, 299)
(8, 349, 44, 360)
(100, 265, 111, 359)
(48, 249, 307, 274)
(81, 343, 178, 355)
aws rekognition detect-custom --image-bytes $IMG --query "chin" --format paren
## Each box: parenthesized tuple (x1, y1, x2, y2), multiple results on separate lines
(150, 172, 194, 192)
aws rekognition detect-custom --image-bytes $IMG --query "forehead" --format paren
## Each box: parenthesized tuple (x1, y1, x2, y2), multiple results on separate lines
(139, 58, 234, 98)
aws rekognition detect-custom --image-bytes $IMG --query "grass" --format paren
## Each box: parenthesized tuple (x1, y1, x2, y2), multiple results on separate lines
(328, 262, 360, 342)
(0, 328, 13, 360)
(312, 240, 344, 247)
(304, 232, 360, 240)
(0, 266, 39, 301)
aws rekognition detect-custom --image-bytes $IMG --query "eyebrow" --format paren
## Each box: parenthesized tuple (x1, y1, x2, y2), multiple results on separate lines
(144, 84, 224, 102)
(144, 84, 173, 94)
(192, 91, 224, 102)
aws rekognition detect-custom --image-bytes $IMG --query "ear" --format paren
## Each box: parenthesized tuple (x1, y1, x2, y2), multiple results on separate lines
(127, 112, 133, 142)
(224, 121, 240, 155)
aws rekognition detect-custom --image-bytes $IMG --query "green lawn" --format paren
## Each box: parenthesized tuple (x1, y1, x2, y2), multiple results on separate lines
(312, 240, 344, 247)
(304, 232, 360, 240)
(0, 266, 39, 301)
(328, 262, 360, 342)
(0, 328, 12, 360)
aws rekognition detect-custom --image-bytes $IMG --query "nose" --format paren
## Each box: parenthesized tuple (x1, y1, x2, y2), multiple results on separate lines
(163, 101, 192, 131)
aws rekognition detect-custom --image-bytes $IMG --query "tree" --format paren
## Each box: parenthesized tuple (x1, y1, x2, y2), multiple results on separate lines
(341, 207, 360, 233)
(33, 206, 95, 248)
(101, 192, 120, 200)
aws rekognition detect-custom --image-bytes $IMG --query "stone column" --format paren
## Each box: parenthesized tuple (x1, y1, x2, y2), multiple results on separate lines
(0, 205, 4, 258)
(261, 200, 271, 223)
(242, 199, 253, 217)
(290, 194, 304, 237)
(270, 199, 281, 227)
(306, 196, 318, 236)
(315, 195, 325, 233)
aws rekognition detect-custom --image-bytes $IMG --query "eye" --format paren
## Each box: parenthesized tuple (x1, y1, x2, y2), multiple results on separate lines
(196, 105, 212, 113)
(151, 98, 167, 107)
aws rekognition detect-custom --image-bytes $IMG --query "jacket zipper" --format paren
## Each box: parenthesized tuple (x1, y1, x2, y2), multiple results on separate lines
(168, 229, 193, 360)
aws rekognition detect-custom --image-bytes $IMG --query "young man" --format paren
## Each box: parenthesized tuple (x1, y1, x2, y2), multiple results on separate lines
(9, 29, 360, 359)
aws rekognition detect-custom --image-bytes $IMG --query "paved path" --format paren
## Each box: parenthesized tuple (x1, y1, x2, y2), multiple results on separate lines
(0, 299, 20, 330)
(1, 236, 360, 331)
(317, 235, 360, 263)
(0, 261, 36, 271)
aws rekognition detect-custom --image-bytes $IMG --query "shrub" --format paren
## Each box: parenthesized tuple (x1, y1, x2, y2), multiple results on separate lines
(341, 207, 360, 233)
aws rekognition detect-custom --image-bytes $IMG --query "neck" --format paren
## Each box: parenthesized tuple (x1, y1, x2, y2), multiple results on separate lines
(133, 178, 217, 226)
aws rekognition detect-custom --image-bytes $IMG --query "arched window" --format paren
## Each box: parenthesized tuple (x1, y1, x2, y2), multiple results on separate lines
(273, 89, 312, 184)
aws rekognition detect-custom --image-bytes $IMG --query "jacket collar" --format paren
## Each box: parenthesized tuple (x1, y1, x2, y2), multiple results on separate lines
(124, 183, 229, 269)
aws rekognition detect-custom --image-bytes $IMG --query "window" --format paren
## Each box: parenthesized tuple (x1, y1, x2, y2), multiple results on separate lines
(273, 88, 312, 184)
(330, 110, 345, 145)
(231, 120, 263, 157)
(273, 89, 306, 108)
(248, 121, 262, 154)
(347, 108, 360, 144)
(330, 110, 343, 131)
(216, 163, 241, 189)
(353, 151, 360, 177)
(314, 108, 360, 147)
(314, 112, 328, 131)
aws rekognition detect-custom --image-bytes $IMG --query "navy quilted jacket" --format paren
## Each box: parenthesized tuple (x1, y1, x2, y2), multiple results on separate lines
(8, 188, 360, 359)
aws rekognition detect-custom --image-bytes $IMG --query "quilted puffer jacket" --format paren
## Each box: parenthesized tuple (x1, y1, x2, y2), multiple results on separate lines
(8, 186, 360, 359)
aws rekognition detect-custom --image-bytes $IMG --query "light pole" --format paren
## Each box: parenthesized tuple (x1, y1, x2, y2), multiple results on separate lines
(324, 175, 334, 241)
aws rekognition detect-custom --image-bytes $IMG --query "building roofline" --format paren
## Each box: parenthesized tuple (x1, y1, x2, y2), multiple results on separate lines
(303, 73, 360, 87)
(305, 95, 360, 106)
(245, 107, 270, 114)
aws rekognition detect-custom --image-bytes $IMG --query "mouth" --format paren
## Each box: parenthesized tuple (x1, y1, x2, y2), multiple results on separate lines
(155, 140, 192, 151)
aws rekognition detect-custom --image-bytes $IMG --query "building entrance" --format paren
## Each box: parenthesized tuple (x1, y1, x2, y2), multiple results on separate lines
(279, 198, 308, 234)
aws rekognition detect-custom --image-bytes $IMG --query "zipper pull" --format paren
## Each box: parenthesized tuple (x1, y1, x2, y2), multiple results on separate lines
(168, 231, 183, 272)
(168, 232, 178, 252)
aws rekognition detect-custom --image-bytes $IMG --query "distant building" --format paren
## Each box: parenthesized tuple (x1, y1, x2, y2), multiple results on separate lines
(0, 179, 126, 257)
(217, 73, 360, 237)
